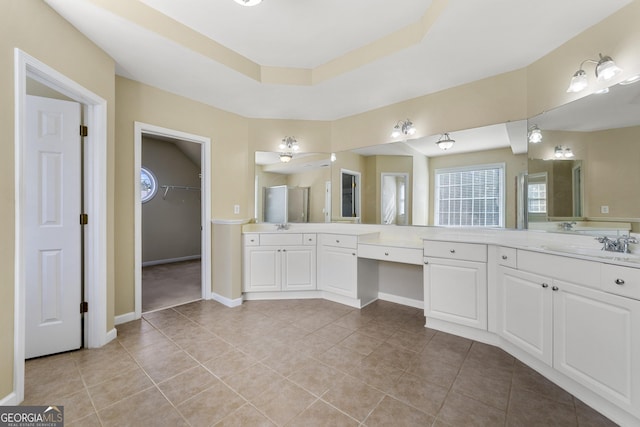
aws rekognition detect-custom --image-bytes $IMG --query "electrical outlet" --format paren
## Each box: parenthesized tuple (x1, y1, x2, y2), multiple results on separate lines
(601, 205, 609, 214)
(233, 204, 240, 214)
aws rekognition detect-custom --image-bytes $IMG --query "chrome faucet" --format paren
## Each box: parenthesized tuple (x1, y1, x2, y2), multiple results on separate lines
(560, 221, 577, 231)
(596, 235, 638, 253)
(276, 223, 289, 231)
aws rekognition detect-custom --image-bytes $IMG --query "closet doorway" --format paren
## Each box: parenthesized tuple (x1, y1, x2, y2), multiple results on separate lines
(134, 123, 211, 318)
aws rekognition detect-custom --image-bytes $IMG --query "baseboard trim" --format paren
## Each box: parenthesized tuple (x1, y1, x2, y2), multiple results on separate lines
(378, 292, 423, 309)
(142, 255, 201, 267)
(114, 312, 137, 325)
(105, 327, 117, 344)
(211, 293, 243, 308)
(0, 392, 17, 406)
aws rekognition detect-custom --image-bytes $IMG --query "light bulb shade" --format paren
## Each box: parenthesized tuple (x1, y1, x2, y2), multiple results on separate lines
(566, 69, 588, 93)
(391, 119, 416, 138)
(279, 153, 292, 162)
(528, 125, 542, 144)
(564, 149, 574, 158)
(436, 133, 455, 150)
(554, 147, 564, 158)
(234, 0, 262, 6)
(595, 54, 622, 81)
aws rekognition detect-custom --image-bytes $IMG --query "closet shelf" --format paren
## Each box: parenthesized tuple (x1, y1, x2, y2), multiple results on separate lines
(160, 185, 200, 200)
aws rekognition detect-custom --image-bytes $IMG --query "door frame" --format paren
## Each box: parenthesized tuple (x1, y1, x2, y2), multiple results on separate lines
(133, 122, 212, 319)
(13, 49, 109, 404)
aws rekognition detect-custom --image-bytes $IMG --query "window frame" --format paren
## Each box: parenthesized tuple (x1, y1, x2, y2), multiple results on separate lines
(140, 166, 158, 203)
(434, 162, 506, 228)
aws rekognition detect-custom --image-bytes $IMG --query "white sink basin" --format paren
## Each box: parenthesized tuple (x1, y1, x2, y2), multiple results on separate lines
(540, 245, 640, 262)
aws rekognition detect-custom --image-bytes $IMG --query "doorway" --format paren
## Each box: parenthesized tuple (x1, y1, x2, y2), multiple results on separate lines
(140, 135, 203, 312)
(340, 169, 361, 219)
(381, 173, 409, 225)
(133, 123, 211, 320)
(14, 49, 108, 405)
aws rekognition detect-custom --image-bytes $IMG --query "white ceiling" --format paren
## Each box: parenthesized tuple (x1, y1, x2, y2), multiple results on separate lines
(45, 0, 630, 120)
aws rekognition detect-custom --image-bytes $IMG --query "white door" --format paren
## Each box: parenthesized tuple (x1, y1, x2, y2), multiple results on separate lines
(25, 95, 82, 358)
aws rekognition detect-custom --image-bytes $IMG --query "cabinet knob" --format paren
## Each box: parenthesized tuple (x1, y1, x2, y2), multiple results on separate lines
(502, 255, 508, 260)
(385, 252, 389, 256)
(450, 249, 456, 254)
(277, 249, 281, 252)
(552, 286, 559, 291)
(352, 252, 356, 256)
(424, 261, 428, 265)
(283, 249, 286, 252)
(615, 278, 625, 286)
(541, 283, 549, 288)
(250, 239, 255, 242)
(308, 238, 312, 241)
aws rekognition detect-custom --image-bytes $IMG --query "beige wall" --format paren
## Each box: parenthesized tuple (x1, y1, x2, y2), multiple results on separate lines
(142, 138, 202, 263)
(115, 76, 248, 316)
(429, 148, 528, 228)
(1, 0, 116, 399)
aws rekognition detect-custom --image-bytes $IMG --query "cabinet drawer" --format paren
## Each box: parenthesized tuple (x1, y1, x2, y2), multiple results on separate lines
(319, 233, 358, 249)
(424, 240, 487, 262)
(497, 246, 517, 268)
(243, 234, 260, 246)
(517, 250, 601, 289)
(259, 233, 303, 246)
(602, 264, 640, 300)
(303, 234, 317, 245)
(357, 244, 423, 265)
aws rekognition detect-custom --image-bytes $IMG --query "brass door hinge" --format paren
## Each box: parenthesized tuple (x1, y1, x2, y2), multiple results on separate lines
(80, 125, 88, 137)
(80, 213, 88, 225)
(80, 301, 88, 313)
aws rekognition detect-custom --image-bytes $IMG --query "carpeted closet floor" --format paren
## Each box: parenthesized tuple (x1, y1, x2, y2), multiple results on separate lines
(142, 259, 202, 312)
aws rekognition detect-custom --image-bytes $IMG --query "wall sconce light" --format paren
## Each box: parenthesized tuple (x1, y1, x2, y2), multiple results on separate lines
(436, 133, 455, 150)
(391, 119, 416, 138)
(566, 53, 622, 93)
(330, 153, 336, 162)
(233, 0, 263, 6)
(279, 136, 299, 163)
(528, 125, 542, 144)
(554, 146, 574, 159)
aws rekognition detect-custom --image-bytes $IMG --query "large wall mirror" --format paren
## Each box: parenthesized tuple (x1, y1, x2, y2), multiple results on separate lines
(254, 152, 332, 223)
(330, 121, 528, 228)
(527, 81, 640, 233)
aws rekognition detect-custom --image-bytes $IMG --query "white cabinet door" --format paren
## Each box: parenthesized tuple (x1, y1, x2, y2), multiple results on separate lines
(243, 247, 280, 292)
(553, 280, 640, 417)
(318, 245, 357, 297)
(424, 258, 487, 329)
(497, 266, 553, 365)
(282, 246, 316, 291)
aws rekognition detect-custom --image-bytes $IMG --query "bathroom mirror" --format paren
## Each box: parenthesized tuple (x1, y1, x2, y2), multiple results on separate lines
(527, 80, 640, 233)
(330, 121, 529, 228)
(254, 151, 332, 223)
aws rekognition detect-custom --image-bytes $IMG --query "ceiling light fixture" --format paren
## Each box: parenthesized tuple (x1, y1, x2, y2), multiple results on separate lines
(279, 136, 299, 163)
(391, 119, 416, 139)
(233, 0, 263, 6)
(619, 74, 640, 85)
(566, 53, 622, 93)
(527, 125, 542, 144)
(554, 146, 574, 159)
(436, 133, 455, 150)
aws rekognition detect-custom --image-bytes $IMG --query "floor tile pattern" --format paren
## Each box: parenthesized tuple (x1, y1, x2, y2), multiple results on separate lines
(23, 299, 619, 426)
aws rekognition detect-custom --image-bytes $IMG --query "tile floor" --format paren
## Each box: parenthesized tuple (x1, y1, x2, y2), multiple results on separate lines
(23, 299, 618, 426)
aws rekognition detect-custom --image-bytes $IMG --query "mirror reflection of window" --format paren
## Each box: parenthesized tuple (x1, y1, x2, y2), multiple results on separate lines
(141, 166, 158, 203)
(435, 164, 505, 227)
(527, 173, 548, 215)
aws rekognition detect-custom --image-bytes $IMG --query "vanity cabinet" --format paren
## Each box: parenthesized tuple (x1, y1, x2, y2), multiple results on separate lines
(317, 234, 358, 298)
(497, 252, 640, 418)
(243, 233, 316, 292)
(423, 241, 488, 330)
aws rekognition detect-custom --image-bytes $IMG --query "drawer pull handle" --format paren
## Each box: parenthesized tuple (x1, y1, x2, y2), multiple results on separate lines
(615, 279, 625, 286)
(502, 255, 508, 260)
(552, 286, 559, 291)
(541, 283, 549, 288)
(283, 249, 286, 252)
(336, 240, 340, 243)
(277, 249, 281, 252)
(385, 252, 389, 256)
(352, 253, 356, 256)
(308, 238, 312, 241)
(250, 239, 255, 242)
(450, 249, 456, 254)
